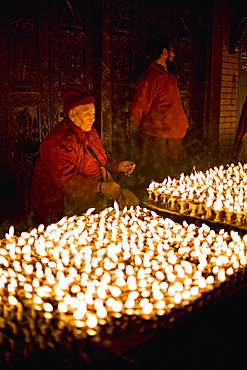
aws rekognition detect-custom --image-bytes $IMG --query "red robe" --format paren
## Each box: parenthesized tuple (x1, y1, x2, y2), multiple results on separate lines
(31, 118, 120, 222)
(130, 61, 188, 139)
(232, 97, 247, 160)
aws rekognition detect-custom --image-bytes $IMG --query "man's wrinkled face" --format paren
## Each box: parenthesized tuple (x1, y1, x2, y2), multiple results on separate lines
(70, 103, 95, 132)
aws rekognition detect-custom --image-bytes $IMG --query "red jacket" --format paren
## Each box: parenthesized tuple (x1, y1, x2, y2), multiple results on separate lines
(130, 62, 188, 139)
(31, 118, 120, 222)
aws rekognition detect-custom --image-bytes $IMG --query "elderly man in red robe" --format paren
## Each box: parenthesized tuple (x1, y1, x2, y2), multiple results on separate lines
(31, 85, 138, 223)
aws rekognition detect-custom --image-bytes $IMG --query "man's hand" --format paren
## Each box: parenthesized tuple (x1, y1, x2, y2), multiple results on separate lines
(100, 181, 121, 200)
(118, 161, 136, 174)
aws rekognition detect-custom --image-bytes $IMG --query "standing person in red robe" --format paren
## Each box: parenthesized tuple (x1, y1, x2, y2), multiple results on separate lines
(232, 97, 247, 163)
(130, 35, 188, 188)
(31, 85, 138, 223)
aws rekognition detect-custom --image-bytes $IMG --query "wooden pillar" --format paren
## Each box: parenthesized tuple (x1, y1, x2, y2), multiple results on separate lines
(100, 0, 112, 154)
(208, 0, 240, 161)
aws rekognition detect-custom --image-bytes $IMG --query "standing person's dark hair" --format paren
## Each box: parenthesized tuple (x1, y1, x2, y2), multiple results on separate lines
(146, 35, 171, 60)
(133, 35, 172, 82)
(130, 34, 188, 191)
